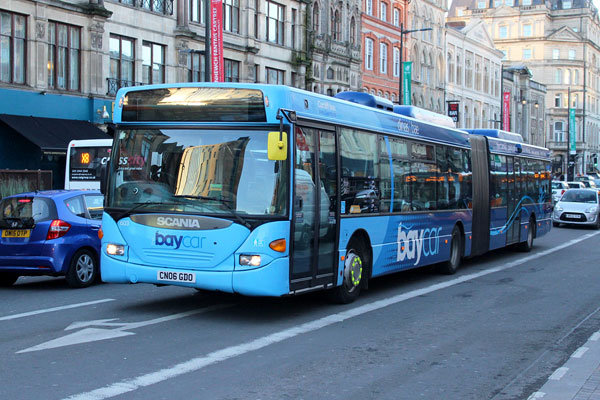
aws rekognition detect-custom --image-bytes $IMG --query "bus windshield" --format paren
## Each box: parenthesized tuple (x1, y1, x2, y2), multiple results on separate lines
(107, 128, 288, 217)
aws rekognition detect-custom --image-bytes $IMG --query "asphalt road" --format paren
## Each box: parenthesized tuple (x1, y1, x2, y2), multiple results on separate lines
(1, 226, 600, 400)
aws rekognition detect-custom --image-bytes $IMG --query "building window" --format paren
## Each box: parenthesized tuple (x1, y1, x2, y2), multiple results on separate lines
(254, 0, 259, 38)
(141, 0, 173, 15)
(499, 25, 507, 39)
(224, 58, 239, 82)
(494, 0, 502, 6)
(477, 1, 485, 8)
(553, 49, 559, 59)
(523, 48, 532, 59)
(505, 0, 514, 5)
(554, 121, 564, 142)
(393, 9, 400, 26)
(48, 22, 80, 91)
(187, 51, 205, 82)
(555, 69, 562, 84)
(365, 38, 373, 70)
(393, 47, 400, 77)
(523, 24, 532, 37)
(500, 49, 507, 60)
(380, 2, 387, 22)
(0, 11, 26, 85)
(313, 2, 320, 33)
(266, 66, 284, 84)
(292, 9, 297, 49)
(555, 94, 562, 108)
(563, 0, 571, 9)
(380, 43, 388, 74)
(223, 0, 240, 33)
(366, 0, 372, 15)
(522, 0, 531, 4)
(568, 49, 576, 60)
(109, 35, 135, 93)
(332, 9, 341, 41)
(350, 17, 356, 45)
(266, 0, 284, 45)
(142, 41, 165, 84)
(190, 0, 206, 23)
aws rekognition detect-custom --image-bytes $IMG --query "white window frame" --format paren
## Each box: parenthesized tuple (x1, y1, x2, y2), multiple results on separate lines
(365, 38, 373, 70)
(380, 42, 388, 74)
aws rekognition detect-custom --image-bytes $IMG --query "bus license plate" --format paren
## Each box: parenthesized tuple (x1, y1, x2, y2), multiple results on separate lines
(1, 229, 30, 238)
(565, 214, 581, 219)
(157, 271, 196, 283)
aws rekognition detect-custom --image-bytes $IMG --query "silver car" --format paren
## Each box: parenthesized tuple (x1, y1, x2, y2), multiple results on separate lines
(553, 189, 600, 229)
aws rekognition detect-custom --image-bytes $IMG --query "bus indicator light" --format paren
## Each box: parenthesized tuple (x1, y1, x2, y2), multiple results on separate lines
(269, 239, 286, 252)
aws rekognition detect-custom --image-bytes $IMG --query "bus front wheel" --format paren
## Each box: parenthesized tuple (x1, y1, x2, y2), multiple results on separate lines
(437, 226, 462, 275)
(330, 243, 365, 304)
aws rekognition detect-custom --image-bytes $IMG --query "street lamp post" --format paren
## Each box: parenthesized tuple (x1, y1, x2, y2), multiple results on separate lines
(398, 23, 433, 105)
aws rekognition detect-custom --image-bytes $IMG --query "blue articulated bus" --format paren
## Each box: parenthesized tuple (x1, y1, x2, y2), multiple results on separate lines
(100, 83, 552, 303)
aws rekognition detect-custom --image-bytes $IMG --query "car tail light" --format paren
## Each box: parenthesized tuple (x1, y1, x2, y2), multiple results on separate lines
(561, 189, 566, 195)
(46, 220, 71, 240)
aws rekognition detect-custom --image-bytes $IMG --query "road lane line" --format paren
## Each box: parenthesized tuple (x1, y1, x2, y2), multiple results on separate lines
(0, 299, 115, 321)
(571, 346, 589, 358)
(549, 367, 569, 380)
(63, 231, 600, 400)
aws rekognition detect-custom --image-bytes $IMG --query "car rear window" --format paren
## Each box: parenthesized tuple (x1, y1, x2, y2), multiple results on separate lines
(0, 197, 57, 223)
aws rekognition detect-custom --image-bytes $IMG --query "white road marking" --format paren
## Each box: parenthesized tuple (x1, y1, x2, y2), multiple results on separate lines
(18, 305, 231, 353)
(527, 392, 546, 399)
(590, 332, 600, 341)
(571, 346, 589, 359)
(549, 367, 569, 381)
(0, 299, 115, 321)
(63, 232, 600, 400)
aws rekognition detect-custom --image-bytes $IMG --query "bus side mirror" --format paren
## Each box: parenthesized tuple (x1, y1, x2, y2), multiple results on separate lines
(268, 131, 287, 161)
(100, 161, 109, 195)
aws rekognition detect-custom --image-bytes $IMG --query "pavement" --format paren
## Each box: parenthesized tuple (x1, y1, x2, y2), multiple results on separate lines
(529, 329, 600, 400)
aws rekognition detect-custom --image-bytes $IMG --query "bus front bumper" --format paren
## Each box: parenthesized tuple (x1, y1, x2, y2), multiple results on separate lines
(100, 254, 290, 297)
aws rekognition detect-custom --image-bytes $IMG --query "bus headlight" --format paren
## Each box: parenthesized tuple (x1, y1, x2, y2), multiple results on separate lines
(239, 254, 261, 266)
(106, 243, 125, 256)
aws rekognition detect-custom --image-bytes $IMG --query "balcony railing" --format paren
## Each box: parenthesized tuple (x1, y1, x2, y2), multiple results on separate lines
(107, 78, 144, 97)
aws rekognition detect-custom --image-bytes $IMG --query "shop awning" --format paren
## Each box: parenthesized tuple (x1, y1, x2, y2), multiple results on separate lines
(0, 114, 110, 153)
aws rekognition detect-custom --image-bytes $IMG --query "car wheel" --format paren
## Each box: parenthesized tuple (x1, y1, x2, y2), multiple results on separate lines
(437, 226, 463, 275)
(330, 241, 365, 304)
(553, 221, 560, 227)
(596, 217, 600, 230)
(518, 218, 535, 252)
(66, 249, 98, 288)
(0, 274, 19, 287)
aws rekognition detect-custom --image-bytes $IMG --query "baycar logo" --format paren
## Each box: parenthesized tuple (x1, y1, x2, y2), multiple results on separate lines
(397, 223, 442, 265)
(155, 232, 205, 249)
(156, 217, 201, 229)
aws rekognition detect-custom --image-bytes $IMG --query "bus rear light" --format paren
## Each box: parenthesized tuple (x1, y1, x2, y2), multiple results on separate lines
(46, 220, 71, 240)
(269, 239, 286, 252)
(240, 255, 261, 267)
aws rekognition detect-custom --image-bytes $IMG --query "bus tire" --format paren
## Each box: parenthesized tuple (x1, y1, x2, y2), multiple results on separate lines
(437, 226, 462, 275)
(66, 249, 98, 288)
(0, 274, 19, 287)
(518, 218, 535, 252)
(330, 242, 365, 304)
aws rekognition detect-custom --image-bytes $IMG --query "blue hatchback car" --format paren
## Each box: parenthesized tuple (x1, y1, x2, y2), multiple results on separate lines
(0, 190, 103, 288)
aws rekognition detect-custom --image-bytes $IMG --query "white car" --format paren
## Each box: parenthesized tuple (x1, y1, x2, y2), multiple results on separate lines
(553, 188, 600, 229)
(551, 181, 568, 203)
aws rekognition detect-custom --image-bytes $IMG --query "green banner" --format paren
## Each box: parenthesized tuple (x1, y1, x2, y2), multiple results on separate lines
(403, 62, 412, 105)
(569, 108, 576, 155)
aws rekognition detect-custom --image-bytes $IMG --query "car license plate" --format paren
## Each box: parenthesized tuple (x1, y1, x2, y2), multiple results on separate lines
(157, 270, 196, 283)
(1, 229, 30, 238)
(565, 214, 581, 219)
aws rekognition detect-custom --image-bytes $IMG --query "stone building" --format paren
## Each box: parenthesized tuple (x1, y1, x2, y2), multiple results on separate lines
(447, 0, 600, 175)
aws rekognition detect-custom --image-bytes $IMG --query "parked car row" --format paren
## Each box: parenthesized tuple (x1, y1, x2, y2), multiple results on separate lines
(0, 190, 103, 288)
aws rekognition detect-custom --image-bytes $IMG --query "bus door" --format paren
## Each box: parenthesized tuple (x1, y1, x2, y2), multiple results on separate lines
(506, 156, 520, 244)
(290, 126, 338, 292)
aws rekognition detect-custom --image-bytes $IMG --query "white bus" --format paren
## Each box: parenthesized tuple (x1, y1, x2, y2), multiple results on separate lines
(64, 139, 113, 190)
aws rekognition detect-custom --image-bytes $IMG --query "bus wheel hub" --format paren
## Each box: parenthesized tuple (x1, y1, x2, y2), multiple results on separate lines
(344, 251, 362, 288)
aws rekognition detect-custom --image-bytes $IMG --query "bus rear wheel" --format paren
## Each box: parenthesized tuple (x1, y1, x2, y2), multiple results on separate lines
(330, 243, 365, 304)
(518, 218, 535, 252)
(437, 226, 462, 275)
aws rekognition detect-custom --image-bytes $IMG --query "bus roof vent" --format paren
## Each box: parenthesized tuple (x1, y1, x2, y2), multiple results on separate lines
(393, 105, 456, 128)
(334, 91, 394, 111)
(464, 129, 523, 143)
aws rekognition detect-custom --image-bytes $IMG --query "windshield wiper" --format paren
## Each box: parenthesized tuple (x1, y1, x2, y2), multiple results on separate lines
(116, 201, 180, 221)
(173, 195, 252, 229)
